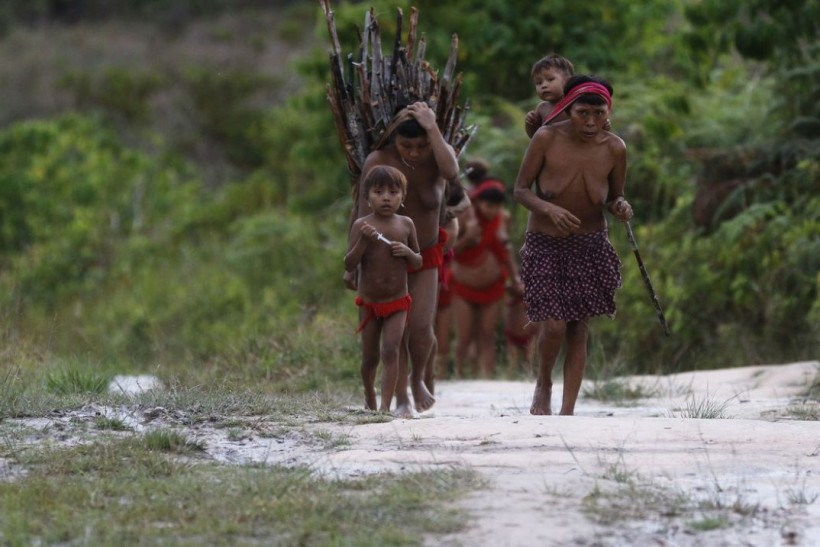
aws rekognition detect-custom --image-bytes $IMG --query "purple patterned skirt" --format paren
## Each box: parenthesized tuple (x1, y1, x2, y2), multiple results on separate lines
(520, 230, 622, 322)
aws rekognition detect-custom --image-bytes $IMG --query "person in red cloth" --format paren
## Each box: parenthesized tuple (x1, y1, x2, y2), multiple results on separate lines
(451, 178, 523, 378)
(433, 180, 466, 383)
(503, 288, 536, 376)
(345, 166, 422, 415)
(345, 102, 460, 415)
(514, 75, 633, 416)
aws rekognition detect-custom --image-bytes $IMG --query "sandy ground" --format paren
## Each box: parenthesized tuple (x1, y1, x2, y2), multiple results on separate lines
(5, 361, 820, 546)
(300, 361, 820, 546)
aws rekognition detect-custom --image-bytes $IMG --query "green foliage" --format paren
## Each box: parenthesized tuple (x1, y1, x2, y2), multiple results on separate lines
(60, 68, 163, 122)
(332, 0, 689, 100)
(0, 114, 198, 308)
(0, 2, 817, 382)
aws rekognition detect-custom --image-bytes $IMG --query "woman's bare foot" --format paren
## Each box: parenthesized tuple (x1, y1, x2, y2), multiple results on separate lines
(412, 380, 436, 412)
(530, 385, 552, 415)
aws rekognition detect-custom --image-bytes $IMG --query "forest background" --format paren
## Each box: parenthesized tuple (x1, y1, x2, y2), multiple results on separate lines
(0, 0, 817, 396)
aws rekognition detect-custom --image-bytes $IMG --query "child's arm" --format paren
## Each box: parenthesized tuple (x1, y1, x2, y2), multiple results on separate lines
(344, 220, 374, 272)
(391, 218, 422, 270)
(524, 109, 541, 138)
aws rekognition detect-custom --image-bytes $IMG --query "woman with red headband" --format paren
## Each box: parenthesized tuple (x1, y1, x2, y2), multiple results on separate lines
(514, 75, 633, 416)
(450, 171, 524, 379)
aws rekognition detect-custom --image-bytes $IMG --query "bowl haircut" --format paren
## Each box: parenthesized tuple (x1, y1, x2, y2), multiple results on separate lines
(363, 165, 408, 196)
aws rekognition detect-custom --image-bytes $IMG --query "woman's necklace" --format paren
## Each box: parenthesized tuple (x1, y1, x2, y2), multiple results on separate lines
(400, 156, 415, 171)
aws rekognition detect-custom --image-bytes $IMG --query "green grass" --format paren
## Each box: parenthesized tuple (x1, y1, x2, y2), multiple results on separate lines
(669, 393, 734, 419)
(45, 366, 111, 395)
(0, 437, 481, 545)
(582, 379, 659, 406)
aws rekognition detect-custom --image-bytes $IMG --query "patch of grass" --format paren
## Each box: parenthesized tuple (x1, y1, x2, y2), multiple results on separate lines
(784, 403, 820, 421)
(784, 470, 819, 506)
(669, 392, 734, 419)
(805, 367, 820, 401)
(45, 366, 110, 396)
(687, 515, 730, 531)
(310, 428, 351, 450)
(583, 379, 659, 406)
(1, 437, 481, 545)
(141, 429, 205, 454)
(94, 416, 131, 431)
(0, 367, 26, 419)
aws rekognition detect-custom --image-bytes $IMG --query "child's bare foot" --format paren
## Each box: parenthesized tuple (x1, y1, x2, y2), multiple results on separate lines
(530, 385, 552, 415)
(393, 402, 416, 419)
(364, 389, 377, 411)
(412, 380, 436, 412)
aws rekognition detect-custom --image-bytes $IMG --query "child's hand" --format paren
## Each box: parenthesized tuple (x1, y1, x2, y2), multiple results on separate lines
(525, 110, 540, 127)
(508, 275, 524, 297)
(343, 270, 357, 291)
(360, 222, 379, 241)
(390, 242, 412, 257)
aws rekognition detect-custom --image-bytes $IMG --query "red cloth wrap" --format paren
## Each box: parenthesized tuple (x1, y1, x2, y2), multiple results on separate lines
(437, 251, 454, 309)
(355, 295, 412, 333)
(409, 227, 449, 274)
(504, 328, 535, 349)
(542, 82, 612, 126)
(450, 276, 507, 305)
(455, 214, 509, 268)
(469, 179, 506, 200)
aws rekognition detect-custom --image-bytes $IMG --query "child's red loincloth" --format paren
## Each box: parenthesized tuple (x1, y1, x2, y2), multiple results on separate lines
(355, 295, 413, 333)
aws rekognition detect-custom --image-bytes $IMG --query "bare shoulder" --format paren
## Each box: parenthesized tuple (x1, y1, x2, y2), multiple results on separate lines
(397, 213, 415, 228)
(532, 123, 559, 144)
(604, 131, 626, 153)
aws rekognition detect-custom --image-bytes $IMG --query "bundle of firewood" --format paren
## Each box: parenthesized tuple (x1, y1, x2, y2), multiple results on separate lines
(320, 0, 478, 186)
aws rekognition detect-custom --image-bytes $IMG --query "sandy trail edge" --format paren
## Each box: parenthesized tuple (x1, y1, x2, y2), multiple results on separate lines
(4, 361, 818, 546)
(316, 361, 820, 546)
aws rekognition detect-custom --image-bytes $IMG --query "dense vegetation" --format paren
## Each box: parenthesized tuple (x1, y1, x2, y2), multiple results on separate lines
(0, 0, 816, 390)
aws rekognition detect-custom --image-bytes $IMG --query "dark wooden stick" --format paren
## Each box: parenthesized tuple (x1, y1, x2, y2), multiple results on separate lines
(625, 222, 671, 336)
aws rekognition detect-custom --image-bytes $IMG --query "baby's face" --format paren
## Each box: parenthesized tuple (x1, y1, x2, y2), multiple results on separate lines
(533, 67, 568, 103)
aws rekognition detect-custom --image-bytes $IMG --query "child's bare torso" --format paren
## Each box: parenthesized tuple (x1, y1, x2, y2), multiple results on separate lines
(357, 213, 413, 302)
(529, 124, 618, 235)
(371, 146, 446, 250)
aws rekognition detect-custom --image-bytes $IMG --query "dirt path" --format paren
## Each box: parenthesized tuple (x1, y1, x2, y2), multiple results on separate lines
(300, 361, 820, 546)
(8, 362, 820, 546)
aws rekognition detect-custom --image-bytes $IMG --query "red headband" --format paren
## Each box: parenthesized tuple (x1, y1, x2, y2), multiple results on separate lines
(469, 179, 506, 200)
(542, 82, 612, 126)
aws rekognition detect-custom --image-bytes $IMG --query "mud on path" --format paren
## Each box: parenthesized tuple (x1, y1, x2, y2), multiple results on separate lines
(5, 362, 820, 546)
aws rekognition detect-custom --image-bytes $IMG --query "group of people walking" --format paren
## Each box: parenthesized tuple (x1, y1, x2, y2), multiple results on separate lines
(344, 54, 633, 418)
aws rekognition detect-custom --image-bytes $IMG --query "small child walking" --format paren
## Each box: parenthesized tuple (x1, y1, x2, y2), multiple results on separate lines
(345, 165, 422, 415)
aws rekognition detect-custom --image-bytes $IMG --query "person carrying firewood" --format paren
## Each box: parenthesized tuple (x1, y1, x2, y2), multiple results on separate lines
(345, 101, 459, 416)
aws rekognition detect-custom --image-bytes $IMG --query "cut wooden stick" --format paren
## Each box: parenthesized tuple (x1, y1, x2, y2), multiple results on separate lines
(321, 0, 478, 184)
(624, 222, 671, 337)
